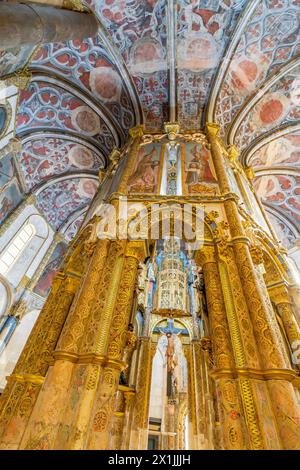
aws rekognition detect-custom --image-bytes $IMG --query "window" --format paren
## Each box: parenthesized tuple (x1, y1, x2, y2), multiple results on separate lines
(0, 223, 35, 275)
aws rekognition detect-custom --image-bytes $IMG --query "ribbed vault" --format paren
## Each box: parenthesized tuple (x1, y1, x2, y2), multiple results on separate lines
(0, 0, 299, 248)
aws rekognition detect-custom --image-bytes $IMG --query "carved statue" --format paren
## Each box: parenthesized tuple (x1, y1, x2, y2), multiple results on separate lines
(136, 262, 147, 311)
(194, 268, 207, 318)
(120, 323, 137, 386)
(166, 333, 179, 398)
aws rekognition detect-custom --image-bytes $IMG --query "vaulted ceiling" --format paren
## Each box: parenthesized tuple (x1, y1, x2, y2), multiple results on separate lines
(0, 0, 299, 247)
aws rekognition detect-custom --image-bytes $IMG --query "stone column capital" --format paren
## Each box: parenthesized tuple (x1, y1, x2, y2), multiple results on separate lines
(129, 125, 144, 139)
(195, 246, 216, 266)
(206, 122, 220, 137)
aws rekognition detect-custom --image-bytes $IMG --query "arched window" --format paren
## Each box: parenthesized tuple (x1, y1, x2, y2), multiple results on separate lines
(0, 223, 36, 276)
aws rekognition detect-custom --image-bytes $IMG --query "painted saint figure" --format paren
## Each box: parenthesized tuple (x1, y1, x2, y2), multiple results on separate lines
(128, 146, 159, 193)
(185, 145, 217, 188)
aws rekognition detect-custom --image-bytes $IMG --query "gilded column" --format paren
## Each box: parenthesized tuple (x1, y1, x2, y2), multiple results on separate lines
(196, 246, 248, 450)
(216, 241, 282, 449)
(86, 241, 146, 450)
(206, 123, 289, 371)
(129, 337, 153, 450)
(184, 344, 197, 449)
(121, 389, 136, 449)
(0, 220, 90, 449)
(0, 271, 80, 449)
(207, 122, 300, 450)
(269, 285, 300, 370)
(18, 239, 124, 450)
(49, 238, 111, 450)
(117, 126, 144, 194)
(191, 340, 207, 448)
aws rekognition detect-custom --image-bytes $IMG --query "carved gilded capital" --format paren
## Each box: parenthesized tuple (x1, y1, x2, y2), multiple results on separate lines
(269, 285, 290, 305)
(200, 337, 212, 352)
(123, 390, 136, 407)
(217, 238, 231, 261)
(4, 69, 32, 90)
(63, 0, 86, 11)
(244, 166, 255, 181)
(228, 145, 240, 163)
(129, 125, 144, 139)
(206, 122, 220, 138)
(98, 169, 106, 183)
(204, 210, 220, 225)
(250, 245, 264, 266)
(195, 246, 216, 266)
(125, 241, 147, 262)
(164, 122, 180, 141)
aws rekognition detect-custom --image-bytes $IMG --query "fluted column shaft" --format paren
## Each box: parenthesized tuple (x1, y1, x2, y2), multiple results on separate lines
(206, 122, 300, 450)
(196, 248, 248, 450)
(0, 271, 80, 449)
(129, 337, 153, 450)
(86, 241, 145, 449)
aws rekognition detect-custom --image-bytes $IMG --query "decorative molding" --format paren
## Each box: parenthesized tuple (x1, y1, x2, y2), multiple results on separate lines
(206, 0, 260, 123)
(241, 123, 300, 167)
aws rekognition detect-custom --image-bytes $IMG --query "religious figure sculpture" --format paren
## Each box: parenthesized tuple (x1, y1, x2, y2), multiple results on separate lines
(120, 323, 137, 386)
(166, 332, 179, 398)
(136, 262, 147, 312)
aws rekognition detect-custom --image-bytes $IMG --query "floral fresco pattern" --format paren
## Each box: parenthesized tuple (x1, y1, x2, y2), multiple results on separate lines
(31, 38, 135, 134)
(64, 212, 86, 243)
(234, 65, 300, 149)
(254, 174, 300, 223)
(215, 0, 300, 134)
(17, 82, 115, 151)
(87, 0, 168, 129)
(265, 209, 297, 248)
(36, 178, 98, 230)
(20, 138, 104, 191)
(177, 0, 247, 129)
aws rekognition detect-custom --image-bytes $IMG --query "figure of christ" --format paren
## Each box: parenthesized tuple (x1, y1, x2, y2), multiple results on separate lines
(166, 333, 179, 398)
(128, 147, 159, 192)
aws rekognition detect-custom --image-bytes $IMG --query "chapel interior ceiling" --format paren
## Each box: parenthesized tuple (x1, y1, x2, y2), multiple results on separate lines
(0, 0, 299, 248)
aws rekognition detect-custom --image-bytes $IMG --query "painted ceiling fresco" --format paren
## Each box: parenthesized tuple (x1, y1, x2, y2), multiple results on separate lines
(63, 212, 87, 243)
(19, 137, 105, 191)
(234, 64, 300, 149)
(35, 177, 98, 231)
(265, 209, 297, 248)
(249, 132, 300, 167)
(254, 174, 300, 223)
(0, 0, 299, 246)
(177, 0, 248, 129)
(215, 0, 300, 134)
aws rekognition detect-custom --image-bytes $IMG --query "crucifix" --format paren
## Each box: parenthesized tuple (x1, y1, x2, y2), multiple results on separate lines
(154, 319, 188, 398)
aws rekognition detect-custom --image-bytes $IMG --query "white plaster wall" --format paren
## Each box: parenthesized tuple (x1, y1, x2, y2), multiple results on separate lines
(0, 309, 40, 391)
